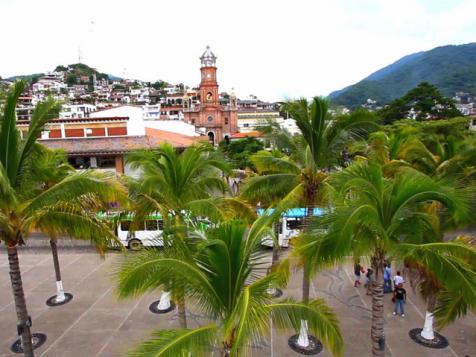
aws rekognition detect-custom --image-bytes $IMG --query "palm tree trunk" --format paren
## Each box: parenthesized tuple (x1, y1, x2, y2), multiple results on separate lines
(302, 204, 314, 303)
(371, 253, 386, 357)
(267, 220, 281, 296)
(272, 220, 280, 266)
(7, 246, 34, 357)
(177, 293, 187, 328)
(421, 295, 437, 340)
(370, 279, 385, 356)
(49, 239, 65, 302)
(296, 204, 314, 348)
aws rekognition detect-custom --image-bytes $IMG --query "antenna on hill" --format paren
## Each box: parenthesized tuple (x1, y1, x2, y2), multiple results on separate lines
(78, 45, 82, 64)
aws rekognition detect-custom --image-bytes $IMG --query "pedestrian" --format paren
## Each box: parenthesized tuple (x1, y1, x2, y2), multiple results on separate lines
(364, 268, 373, 295)
(383, 263, 392, 293)
(393, 283, 406, 317)
(393, 270, 404, 286)
(354, 261, 363, 287)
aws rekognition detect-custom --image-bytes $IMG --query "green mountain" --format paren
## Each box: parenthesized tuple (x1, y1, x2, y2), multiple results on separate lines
(329, 42, 476, 108)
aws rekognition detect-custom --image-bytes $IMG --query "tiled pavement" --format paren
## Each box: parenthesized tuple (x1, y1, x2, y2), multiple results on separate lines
(0, 248, 474, 357)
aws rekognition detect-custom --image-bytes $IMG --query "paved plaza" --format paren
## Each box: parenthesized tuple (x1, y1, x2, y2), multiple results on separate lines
(0, 245, 474, 357)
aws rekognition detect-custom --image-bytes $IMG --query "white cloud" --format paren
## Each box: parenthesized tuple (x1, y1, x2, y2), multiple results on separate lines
(0, 0, 474, 101)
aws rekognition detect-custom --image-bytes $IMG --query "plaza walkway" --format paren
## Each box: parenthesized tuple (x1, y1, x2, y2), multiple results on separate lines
(0, 248, 474, 356)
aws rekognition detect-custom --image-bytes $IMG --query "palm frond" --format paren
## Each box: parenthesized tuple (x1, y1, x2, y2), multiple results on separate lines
(25, 204, 119, 251)
(18, 97, 60, 182)
(0, 162, 17, 210)
(25, 170, 127, 214)
(129, 325, 218, 357)
(116, 252, 222, 314)
(0, 81, 24, 184)
(392, 242, 476, 305)
(241, 174, 300, 204)
(251, 150, 301, 175)
(433, 290, 475, 329)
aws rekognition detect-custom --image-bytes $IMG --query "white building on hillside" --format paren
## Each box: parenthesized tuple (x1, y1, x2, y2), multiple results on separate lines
(60, 104, 97, 119)
(90, 105, 145, 136)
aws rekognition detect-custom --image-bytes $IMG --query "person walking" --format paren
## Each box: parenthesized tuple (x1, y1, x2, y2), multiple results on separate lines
(383, 263, 392, 293)
(364, 268, 373, 295)
(393, 270, 404, 286)
(393, 283, 406, 317)
(354, 261, 363, 287)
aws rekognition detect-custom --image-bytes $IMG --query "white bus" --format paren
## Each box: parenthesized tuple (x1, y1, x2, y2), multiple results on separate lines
(99, 212, 209, 250)
(258, 208, 325, 248)
(98, 212, 165, 250)
(117, 214, 165, 250)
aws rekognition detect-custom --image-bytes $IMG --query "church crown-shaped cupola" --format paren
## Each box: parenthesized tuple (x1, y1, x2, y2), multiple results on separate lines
(200, 46, 217, 67)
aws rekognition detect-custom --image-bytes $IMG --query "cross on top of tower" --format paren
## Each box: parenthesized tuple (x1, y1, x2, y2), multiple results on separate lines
(200, 46, 217, 67)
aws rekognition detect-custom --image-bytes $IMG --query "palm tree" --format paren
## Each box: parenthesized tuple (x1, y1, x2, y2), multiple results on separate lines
(0, 82, 124, 356)
(303, 162, 475, 357)
(402, 233, 476, 346)
(125, 143, 253, 328)
(32, 147, 124, 306)
(116, 217, 343, 357)
(241, 97, 378, 351)
(399, 135, 476, 182)
(355, 129, 476, 346)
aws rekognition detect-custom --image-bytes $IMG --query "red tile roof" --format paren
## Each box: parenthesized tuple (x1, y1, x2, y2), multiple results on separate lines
(16, 117, 129, 126)
(40, 130, 202, 156)
(145, 127, 205, 147)
(230, 131, 264, 139)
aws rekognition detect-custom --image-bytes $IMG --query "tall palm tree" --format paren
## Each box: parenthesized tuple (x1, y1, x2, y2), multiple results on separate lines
(403, 232, 476, 345)
(125, 143, 253, 328)
(302, 162, 475, 357)
(360, 131, 476, 343)
(241, 97, 378, 350)
(116, 217, 343, 357)
(0, 82, 124, 356)
(32, 147, 124, 306)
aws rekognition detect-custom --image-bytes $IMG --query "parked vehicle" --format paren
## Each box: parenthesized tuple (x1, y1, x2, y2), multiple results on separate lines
(98, 212, 209, 250)
(257, 208, 325, 247)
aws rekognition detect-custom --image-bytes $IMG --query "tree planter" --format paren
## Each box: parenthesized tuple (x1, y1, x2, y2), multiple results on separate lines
(11, 333, 47, 354)
(288, 320, 323, 355)
(288, 334, 323, 355)
(266, 287, 283, 298)
(149, 292, 176, 314)
(409, 328, 449, 349)
(46, 292, 73, 307)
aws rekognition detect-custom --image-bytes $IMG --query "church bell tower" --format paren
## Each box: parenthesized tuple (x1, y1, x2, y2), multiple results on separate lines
(183, 46, 238, 145)
(199, 46, 219, 107)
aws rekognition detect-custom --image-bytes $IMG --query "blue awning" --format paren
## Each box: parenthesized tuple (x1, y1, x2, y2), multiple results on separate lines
(257, 208, 325, 218)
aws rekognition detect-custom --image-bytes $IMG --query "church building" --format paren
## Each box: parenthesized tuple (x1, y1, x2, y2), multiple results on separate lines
(183, 46, 238, 144)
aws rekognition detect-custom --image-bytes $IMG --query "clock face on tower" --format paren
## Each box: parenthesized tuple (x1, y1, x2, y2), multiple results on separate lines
(207, 73, 211, 79)
(206, 92, 213, 102)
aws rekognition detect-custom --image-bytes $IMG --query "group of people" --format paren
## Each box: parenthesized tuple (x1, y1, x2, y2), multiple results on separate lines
(354, 262, 407, 317)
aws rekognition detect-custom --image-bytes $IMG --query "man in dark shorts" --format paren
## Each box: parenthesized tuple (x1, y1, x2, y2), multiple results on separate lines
(354, 262, 363, 287)
(393, 283, 406, 317)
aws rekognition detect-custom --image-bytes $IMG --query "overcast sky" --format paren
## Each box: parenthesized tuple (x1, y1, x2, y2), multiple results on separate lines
(1, 0, 475, 101)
